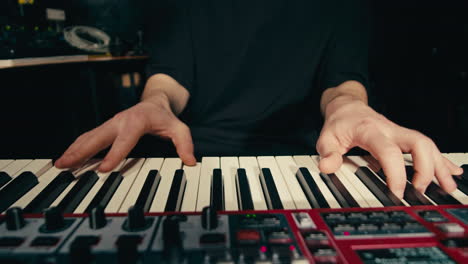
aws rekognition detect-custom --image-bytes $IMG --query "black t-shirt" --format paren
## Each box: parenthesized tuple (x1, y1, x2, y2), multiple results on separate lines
(146, 0, 370, 157)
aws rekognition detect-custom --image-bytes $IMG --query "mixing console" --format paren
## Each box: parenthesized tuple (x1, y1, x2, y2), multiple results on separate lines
(0, 205, 467, 263)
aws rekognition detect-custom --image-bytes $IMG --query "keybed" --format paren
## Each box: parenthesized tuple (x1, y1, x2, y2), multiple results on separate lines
(1, 154, 467, 215)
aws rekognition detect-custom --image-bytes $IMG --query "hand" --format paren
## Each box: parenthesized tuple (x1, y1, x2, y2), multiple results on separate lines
(55, 95, 196, 172)
(316, 96, 463, 199)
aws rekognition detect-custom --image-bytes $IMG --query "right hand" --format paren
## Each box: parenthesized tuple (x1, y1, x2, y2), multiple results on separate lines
(54, 96, 196, 172)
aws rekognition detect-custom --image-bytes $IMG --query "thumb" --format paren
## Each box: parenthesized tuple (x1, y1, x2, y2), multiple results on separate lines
(169, 120, 197, 166)
(316, 133, 343, 173)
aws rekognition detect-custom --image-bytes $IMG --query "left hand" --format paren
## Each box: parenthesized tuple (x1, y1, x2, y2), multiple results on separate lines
(316, 96, 463, 199)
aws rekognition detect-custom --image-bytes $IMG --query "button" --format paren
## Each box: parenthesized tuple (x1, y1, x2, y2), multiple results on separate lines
(357, 223, 379, 233)
(267, 229, 292, 244)
(332, 224, 355, 233)
(30, 236, 60, 247)
(380, 222, 402, 232)
(236, 230, 261, 244)
(401, 222, 427, 233)
(418, 210, 447, 222)
(442, 238, 468, 248)
(200, 233, 226, 244)
(294, 212, 315, 229)
(388, 211, 412, 221)
(346, 212, 367, 222)
(323, 213, 346, 223)
(0, 237, 24, 247)
(368, 212, 389, 221)
(437, 223, 465, 234)
(311, 246, 338, 263)
(303, 230, 329, 247)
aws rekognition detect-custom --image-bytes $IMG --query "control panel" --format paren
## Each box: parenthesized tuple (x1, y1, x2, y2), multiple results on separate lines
(0, 205, 467, 263)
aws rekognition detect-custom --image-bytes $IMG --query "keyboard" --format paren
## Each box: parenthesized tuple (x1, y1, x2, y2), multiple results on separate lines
(0, 154, 467, 215)
(1, 154, 467, 263)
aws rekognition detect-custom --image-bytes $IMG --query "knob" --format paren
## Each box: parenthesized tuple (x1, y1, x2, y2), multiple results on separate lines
(89, 206, 106, 229)
(162, 216, 183, 263)
(126, 206, 146, 230)
(5, 207, 26, 230)
(201, 206, 218, 230)
(69, 238, 93, 264)
(116, 235, 140, 264)
(44, 207, 65, 231)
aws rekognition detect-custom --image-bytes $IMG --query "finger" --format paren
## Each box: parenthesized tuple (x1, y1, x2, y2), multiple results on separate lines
(408, 139, 435, 193)
(442, 156, 463, 176)
(57, 122, 117, 169)
(55, 132, 91, 168)
(170, 121, 196, 166)
(316, 132, 344, 174)
(98, 125, 144, 172)
(359, 132, 406, 199)
(434, 156, 457, 192)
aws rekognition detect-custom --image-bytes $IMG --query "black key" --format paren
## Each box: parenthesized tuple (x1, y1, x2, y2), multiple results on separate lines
(85, 171, 123, 212)
(259, 168, 283, 209)
(57, 171, 99, 213)
(296, 167, 329, 208)
(164, 170, 187, 212)
(376, 169, 433, 206)
(23, 171, 75, 213)
(0, 171, 38, 212)
(454, 164, 468, 195)
(211, 169, 224, 211)
(0, 172, 12, 188)
(319, 173, 359, 208)
(135, 170, 161, 212)
(406, 166, 461, 205)
(355, 167, 404, 207)
(461, 165, 468, 181)
(454, 177, 468, 195)
(236, 169, 254, 210)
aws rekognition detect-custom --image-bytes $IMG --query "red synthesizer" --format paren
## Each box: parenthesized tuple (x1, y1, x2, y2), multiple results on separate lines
(0, 155, 467, 263)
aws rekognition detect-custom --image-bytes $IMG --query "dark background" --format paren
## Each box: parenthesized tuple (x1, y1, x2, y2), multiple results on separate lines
(0, 0, 467, 158)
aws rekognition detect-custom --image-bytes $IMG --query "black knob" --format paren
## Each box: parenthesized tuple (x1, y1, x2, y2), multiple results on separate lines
(69, 238, 93, 264)
(89, 206, 106, 229)
(44, 207, 65, 231)
(201, 206, 218, 230)
(5, 207, 26, 230)
(126, 206, 146, 230)
(162, 217, 183, 263)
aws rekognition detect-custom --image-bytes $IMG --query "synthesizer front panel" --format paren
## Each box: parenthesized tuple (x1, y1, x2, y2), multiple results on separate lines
(0, 205, 467, 264)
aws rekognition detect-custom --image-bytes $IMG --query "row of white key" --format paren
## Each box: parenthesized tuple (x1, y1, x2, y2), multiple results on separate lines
(2, 154, 467, 214)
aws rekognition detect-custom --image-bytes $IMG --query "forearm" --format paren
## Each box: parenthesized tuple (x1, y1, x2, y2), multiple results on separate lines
(320, 80, 368, 118)
(141, 73, 190, 115)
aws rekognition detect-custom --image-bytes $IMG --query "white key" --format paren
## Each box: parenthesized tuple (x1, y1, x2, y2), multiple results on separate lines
(341, 157, 384, 208)
(257, 156, 295, 209)
(1, 160, 33, 178)
(275, 156, 311, 209)
(220, 157, 239, 211)
(105, 158, 145, 213)
(239, 157, 267, 210)
(309, 156, 369, 208)
(119, 158, 164, 213)
(196, 157, 220, 212)
(73, 160, 126, 213)
(181, 162, 202, 212)
(150, 158, 182, 212)
(49, 159, 101, 208)
(0, 160, 14, 171)
(9, 166, 66, 211)
(293, 155, 341, 208)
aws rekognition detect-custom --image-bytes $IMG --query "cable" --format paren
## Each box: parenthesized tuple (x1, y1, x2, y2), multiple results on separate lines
(63, 26, 110, 53)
